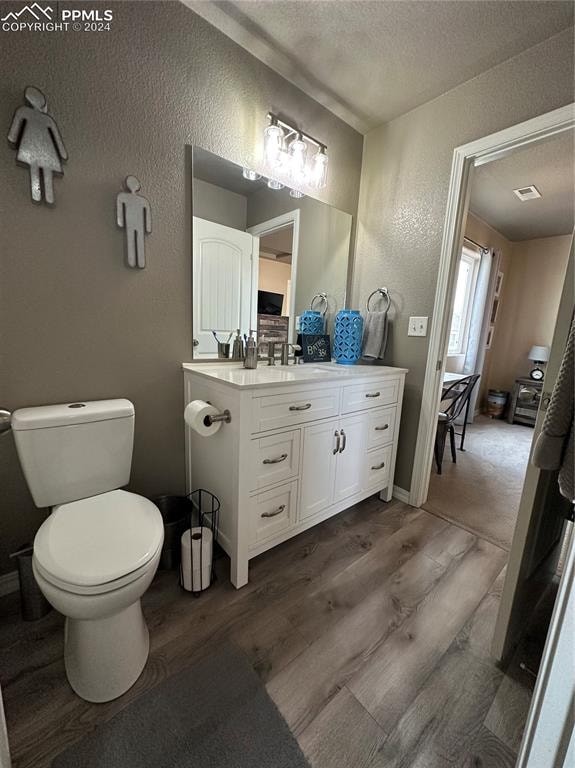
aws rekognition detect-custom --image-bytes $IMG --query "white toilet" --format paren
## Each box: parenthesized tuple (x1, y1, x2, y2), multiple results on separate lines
(12, 399, 164, 703)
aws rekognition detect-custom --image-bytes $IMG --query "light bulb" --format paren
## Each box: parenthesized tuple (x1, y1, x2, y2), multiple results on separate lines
(264, 123, 284, 167)
(267, 178, 284, 190)
(311, 148, 328, 188)
(289, 135, 308, 183)
(242, 168, 261, 181)
(289, 189, 305, 198)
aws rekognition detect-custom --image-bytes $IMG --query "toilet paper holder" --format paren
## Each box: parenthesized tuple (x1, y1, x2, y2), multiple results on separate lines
(204, 408, 231, 426)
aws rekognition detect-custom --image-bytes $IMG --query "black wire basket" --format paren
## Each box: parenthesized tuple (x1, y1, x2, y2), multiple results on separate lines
(179, 489, 220, 597)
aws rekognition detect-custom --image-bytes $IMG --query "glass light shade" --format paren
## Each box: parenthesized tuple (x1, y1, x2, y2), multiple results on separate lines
(311, 148, 328, 188)
(267, 178, 284, 190)
(242, 168, 261, 181)
(264, 123, 284, 166)
(528, 345, 550, 363)
(289, 189, 305, 198)
(289, 136, 308, 182)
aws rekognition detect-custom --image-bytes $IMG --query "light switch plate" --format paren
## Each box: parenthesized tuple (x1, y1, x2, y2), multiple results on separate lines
(408, 316, 428, 337)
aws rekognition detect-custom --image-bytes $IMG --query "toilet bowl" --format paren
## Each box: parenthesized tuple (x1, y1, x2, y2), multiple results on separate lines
(11, 399, 164, 702)
(32, 489, 164, 702)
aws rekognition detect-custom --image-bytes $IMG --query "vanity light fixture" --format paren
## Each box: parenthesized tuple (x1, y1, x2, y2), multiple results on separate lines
(267, 178, 284, 190)
(263, 119, 284, 166)
(289, 134, 308, 183)
(242, 168, 261, 181)
(289, 189, 305, 199)
(264, 113, 328, 190)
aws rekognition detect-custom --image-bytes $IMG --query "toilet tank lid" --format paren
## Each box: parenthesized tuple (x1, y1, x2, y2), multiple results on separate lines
(12, 399, 134, 431)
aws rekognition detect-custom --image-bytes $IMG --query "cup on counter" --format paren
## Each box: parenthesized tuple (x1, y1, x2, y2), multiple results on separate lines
(217, 342, 230, 359)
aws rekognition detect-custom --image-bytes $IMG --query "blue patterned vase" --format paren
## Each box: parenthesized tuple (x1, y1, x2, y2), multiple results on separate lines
(334, 310, 363, 365)
(299, 310, 324, 335)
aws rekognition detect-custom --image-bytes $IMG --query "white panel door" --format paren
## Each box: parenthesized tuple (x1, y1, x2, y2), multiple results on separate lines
(193, 217, 257, 357)
(300, 419, 338, 521)
(334, 413, 366, 503)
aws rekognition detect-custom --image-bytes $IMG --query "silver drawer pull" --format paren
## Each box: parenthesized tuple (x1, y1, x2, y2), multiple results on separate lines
(261, 504, 286, 518)
(333, 430, 340, 454)
(365, 391, 381, 398)
(371, 461, 386, 470)
(289, 403, 312, 411)
(375, 424, 389, 431)
(263, 453, 288, 465)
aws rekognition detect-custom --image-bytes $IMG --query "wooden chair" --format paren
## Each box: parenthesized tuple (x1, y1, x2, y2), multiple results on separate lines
(434, 374, 480, 474)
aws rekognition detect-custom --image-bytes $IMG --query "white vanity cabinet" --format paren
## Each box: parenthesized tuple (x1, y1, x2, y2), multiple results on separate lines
(183, 363, 407, 588)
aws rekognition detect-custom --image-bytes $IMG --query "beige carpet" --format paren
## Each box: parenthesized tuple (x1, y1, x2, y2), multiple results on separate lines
(424, 415, 534, 550)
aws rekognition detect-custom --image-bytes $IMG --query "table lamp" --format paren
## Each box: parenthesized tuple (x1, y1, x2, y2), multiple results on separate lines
(528, 345, 550, 381)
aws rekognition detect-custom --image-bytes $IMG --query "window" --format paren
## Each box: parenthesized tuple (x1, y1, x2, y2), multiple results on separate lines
(448, 246, 480, 355)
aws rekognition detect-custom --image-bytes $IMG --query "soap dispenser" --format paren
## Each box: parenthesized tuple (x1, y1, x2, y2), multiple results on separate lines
(244, 330, 258, 369)
(232, 329, 245, 361)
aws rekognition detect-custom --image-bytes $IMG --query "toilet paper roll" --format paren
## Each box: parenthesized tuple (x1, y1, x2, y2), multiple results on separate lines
(181, 527, 213, 592)
(184, 400, 222, 437)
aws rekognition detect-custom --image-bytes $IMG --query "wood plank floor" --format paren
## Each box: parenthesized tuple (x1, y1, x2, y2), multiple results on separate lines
(0, 497, 549, 768)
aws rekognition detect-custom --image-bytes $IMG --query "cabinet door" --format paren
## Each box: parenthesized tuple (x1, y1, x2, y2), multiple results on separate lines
(300, 420, 338, 521)
(334, 413, 367, 503)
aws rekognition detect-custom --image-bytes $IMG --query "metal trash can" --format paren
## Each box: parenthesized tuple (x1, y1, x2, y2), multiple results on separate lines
(152, 496, 194, 570)
(11, 544, 51, 621)
(487, 389, 508, 419)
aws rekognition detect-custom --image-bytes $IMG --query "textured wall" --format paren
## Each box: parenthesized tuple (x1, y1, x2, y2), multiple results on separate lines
(0, 1, 362, 574)
(352, 28, 574, 492)
(485, 235, 571, 393)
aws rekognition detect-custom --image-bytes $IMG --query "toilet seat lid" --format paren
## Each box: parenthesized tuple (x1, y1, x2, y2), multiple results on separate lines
(34, 490, 164, 587)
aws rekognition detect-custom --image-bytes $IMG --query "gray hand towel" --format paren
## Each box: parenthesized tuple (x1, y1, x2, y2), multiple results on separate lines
(533, 317, 574, 503)
(362, 310, 389, 360)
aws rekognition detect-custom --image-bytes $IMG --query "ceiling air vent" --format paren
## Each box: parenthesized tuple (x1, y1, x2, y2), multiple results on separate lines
(513, 185, 542, 201)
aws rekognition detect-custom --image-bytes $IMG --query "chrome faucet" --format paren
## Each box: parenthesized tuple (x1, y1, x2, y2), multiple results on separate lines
(258, 341, 278, 366)
(280, 342, 302, 366)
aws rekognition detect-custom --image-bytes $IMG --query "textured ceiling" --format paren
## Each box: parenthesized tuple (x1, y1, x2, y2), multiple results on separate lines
(470, 130, 575, 242)
(184, 0, 574, 132)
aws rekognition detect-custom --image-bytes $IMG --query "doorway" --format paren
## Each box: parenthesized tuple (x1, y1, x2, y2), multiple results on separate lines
(424, 131, 573, 550)
(409, 105, 575, 758)
(248, 211, 300, 344)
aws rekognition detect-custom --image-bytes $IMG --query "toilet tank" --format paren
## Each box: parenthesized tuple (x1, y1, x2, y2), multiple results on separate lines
(12, 399, 135, 508)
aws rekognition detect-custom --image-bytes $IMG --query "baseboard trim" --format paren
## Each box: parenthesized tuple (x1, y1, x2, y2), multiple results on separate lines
(393, 485, 410, 504)
(0, 570, 19, 597)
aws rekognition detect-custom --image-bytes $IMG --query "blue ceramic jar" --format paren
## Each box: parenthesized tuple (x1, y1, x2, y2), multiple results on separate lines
(334, 309, 363, 365)
(299, 310, 324, 335)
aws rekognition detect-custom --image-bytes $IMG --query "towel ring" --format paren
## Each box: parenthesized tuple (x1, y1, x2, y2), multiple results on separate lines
(366, 288, 390, 313)
(310, 292, 328, 315)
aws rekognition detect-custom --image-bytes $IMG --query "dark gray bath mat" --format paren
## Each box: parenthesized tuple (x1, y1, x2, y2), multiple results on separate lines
(52, 644, 310, 768)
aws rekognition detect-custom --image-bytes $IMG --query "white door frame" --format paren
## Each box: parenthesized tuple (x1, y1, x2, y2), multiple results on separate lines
(409, 103, 575, 508)
(516, 527, 574, 767)
(247, 209, 300, 341)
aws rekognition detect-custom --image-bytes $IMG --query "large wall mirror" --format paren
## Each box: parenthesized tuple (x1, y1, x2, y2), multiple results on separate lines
(191, 146, 352, 359)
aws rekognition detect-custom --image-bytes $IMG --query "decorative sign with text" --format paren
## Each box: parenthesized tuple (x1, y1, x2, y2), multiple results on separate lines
(301, 334, 331, 363)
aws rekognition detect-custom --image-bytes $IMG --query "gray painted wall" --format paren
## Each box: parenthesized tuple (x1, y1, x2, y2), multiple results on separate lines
(352, 28, 574, 492)
(0, 1, 362, 574)
(193, 179, 247, 230)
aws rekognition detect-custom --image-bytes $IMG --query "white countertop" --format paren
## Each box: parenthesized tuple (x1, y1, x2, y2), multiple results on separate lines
(182, 361, 408, 389)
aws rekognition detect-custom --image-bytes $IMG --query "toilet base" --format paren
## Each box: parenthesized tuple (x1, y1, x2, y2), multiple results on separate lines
(64, 600, 149, 703)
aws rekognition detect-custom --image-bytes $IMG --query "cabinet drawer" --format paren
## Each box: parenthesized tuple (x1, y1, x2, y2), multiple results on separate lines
(366, 406, 397, 450)
(250, 481, 298, 548)
(250, 430, 300, 491)
(342, 378, 400, 414)
(252, 388, 339, 433)
(363, 445, 392, 492)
